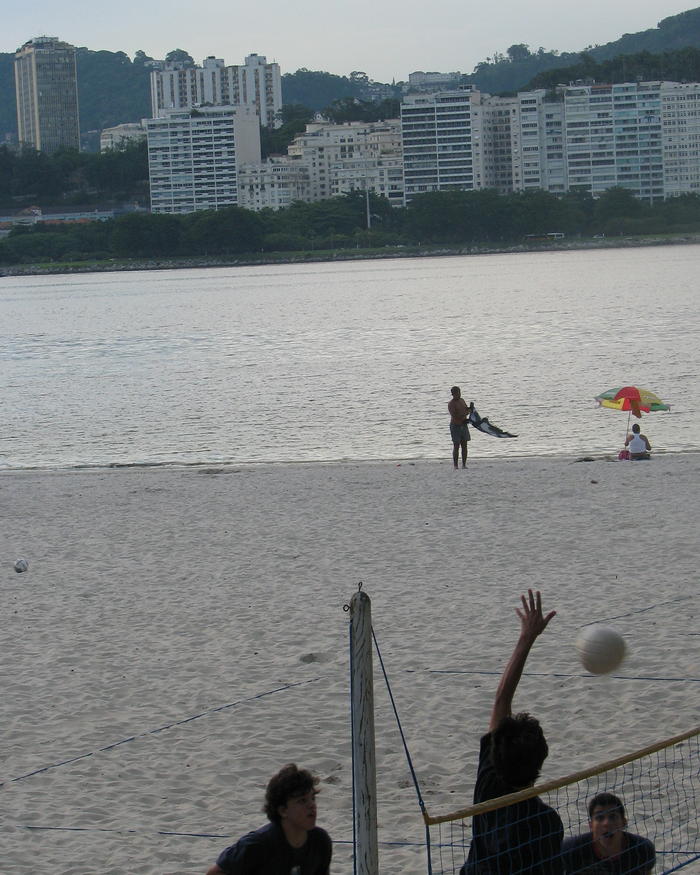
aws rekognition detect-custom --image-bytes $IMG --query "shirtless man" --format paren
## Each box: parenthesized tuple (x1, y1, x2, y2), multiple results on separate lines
(448, 386, 472, 469)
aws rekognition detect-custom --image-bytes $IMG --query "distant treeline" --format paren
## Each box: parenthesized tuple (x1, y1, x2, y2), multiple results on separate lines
(529, 46, 700, 91)
(4, 187, 700, 265)
(0, 141, 149, 207)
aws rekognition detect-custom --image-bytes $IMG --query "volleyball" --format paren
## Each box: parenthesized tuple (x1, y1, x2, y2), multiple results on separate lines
(575, 624, 626, 675)
(14, 559, 29, 573)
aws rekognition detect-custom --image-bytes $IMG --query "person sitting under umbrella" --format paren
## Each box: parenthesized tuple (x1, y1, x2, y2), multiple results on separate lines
(624, 423, 651, 460)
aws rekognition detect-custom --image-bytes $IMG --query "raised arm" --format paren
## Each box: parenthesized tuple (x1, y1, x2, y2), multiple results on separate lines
(489, 590, 556, 731)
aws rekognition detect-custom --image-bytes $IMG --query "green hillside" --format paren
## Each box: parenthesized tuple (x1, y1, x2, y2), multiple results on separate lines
(467, 6, 700, 93)
(590, 7, 700, 58)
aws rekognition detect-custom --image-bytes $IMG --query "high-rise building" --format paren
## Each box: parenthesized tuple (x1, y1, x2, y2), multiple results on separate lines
(14, 36, 80, 154)
(508, 91, 566, 194)
(474, 95, 517, 193)
(151, 53, 282, 128)
(564, 81, 664, 203)
(146, 106, 261, 214)
(660, 81, 700, 197)
(400, 88, 483, 203)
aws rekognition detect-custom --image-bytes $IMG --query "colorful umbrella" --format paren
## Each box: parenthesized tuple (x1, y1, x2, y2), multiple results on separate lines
(595, 386, 670, 419)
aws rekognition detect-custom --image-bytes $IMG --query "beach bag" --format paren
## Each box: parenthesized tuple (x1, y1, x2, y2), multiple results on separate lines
(618, 448, 630, 461)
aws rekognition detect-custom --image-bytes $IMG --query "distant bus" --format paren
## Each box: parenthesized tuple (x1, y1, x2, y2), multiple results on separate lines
(524, 232, 565, 241)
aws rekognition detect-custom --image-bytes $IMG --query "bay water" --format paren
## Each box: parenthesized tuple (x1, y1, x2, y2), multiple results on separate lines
(1, 245, 698, 469)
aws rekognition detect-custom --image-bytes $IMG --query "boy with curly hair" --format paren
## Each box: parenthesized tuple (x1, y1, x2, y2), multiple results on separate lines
(206, 763, 332, 874)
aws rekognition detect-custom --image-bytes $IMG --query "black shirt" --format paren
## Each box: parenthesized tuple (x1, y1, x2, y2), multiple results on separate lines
(216, 821, 332, 874)
(462, 733, 564, 874)
(561, 831, 655, 873)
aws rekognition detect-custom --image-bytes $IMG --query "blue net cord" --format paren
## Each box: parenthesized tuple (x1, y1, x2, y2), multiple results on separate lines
(371, 626, 433, 875)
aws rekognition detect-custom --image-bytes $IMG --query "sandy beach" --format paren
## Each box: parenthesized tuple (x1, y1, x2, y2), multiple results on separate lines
(2, 454, 698, 874)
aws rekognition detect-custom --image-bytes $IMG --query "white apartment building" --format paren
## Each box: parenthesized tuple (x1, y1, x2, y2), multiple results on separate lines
(473, 96, 517, 193)
(407, 71, 463, 92)
(286, 120, 404, 205)
(564, 81, 664, 202)
(661, 81, 700, 196)
(100, 122, 146, 151)
(237, 157, 311, 211)
(146, 106, 261, 214)
(151, 53, 282, 128)
(508, 91, 567, 193)
(400, 88, 483, 203)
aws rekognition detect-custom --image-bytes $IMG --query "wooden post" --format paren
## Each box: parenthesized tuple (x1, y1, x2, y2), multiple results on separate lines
(350, 589, 379, 875)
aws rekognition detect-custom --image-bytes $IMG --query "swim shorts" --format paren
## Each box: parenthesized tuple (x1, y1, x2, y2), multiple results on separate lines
(450, 422, 471, 443)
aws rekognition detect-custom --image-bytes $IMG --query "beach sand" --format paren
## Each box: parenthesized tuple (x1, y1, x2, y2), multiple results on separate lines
(2, 455, 698, 874)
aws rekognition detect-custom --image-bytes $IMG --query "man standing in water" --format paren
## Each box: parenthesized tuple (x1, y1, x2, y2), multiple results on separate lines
(448, 386, 472, 469)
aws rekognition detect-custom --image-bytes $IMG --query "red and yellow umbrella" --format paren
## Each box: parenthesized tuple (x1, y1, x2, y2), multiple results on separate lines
(595, 386, 670, 419)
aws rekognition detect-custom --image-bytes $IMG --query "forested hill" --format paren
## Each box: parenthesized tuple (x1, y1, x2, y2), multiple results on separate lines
(590, 6, 700, 59)
(528, 46, 700, 91)
(3, 6, 700, 141)
(466, 6, 700, 93)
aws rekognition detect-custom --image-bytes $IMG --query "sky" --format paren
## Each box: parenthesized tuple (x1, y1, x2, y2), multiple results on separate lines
(5, 0, 697, 82)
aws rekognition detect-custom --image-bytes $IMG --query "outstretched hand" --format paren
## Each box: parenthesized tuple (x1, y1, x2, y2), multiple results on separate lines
(516, 589, 556, 641)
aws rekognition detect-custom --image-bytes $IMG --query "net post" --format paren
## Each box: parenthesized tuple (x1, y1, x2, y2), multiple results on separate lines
(350, 589, 379, 875)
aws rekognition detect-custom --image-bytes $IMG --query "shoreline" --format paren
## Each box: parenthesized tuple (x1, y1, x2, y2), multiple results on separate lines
(1, 447, 698, 475)
(2, 232, 700, 277)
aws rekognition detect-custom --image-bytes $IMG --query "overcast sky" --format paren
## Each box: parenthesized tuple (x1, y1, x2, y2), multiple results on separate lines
(5, 0, 697, 82)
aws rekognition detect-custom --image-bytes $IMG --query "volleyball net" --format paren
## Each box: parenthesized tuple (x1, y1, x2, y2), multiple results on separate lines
(424, 726, 700, 875)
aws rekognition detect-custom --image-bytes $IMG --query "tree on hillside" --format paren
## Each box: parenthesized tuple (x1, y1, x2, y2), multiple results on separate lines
(133, 50, 155, 66)
(76, 49, 151, 132)
(321, 97, 400, 123)
(507, 44, 532, 62)
(281, 69, 367, 110)
(165, 49, 195, 66)
(261, 105, 315, 158)
(0, 53, 16, 138)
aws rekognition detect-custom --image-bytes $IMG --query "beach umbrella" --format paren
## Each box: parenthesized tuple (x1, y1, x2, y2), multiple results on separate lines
(594, 386, 670, 450)
(595, 386, 670, 418)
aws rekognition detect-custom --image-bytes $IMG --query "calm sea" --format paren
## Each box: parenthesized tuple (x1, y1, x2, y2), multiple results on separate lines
(1, 246, 698, 470)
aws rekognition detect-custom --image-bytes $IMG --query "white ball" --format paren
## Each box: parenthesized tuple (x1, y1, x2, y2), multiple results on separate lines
(576, 624, 626, 675)
(14, 559, 29, 573)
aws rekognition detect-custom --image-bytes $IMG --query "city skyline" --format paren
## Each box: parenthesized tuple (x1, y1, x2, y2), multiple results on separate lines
(4, 0, 696, 84)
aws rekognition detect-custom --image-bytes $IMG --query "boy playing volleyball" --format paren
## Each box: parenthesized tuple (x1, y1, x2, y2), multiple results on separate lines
(461, 590, 564, 874)
(562, 792, 655, 873)
(205, 764, 331, 875)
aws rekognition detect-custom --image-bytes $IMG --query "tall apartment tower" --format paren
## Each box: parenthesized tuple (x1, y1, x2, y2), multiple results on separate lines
(564, 82, 664, 203)
(508, 91, 566, 194)
(151, 53, 282, 127)
(400, 88, 483, 203)
(660, 81, 700, 197)
(14, 36, 80, 153)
